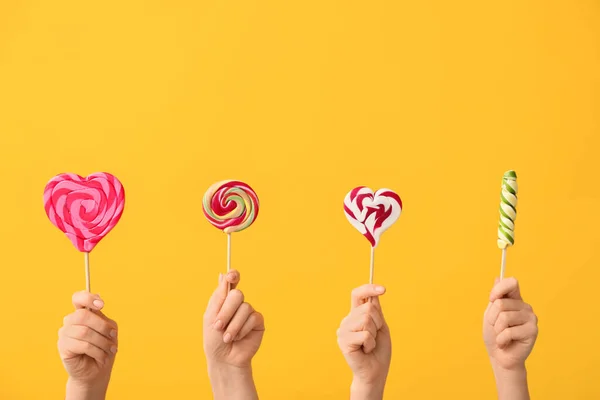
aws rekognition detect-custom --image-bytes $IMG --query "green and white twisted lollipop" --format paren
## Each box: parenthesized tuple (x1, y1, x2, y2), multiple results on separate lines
(497, 170, 518, 249)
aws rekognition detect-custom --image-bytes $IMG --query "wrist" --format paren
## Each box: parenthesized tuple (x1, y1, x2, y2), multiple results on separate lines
(65, 378, 107, 400)
(208, 363, 258, 400)
(350, 378, 386, 400)
(491, 363, 529, 400)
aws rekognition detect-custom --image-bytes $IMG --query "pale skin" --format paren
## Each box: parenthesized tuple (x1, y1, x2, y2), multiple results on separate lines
(483, 277, 539, 400)
(203, 270, 265, 400)
(58, 292, 118, 400)
(336, 284, 392, 400)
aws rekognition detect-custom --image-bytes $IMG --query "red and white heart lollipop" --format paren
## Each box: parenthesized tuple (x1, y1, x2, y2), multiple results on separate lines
(344, 186, 402, 283)
(44, 172, 125, 291)
(344, 187, 402, 247)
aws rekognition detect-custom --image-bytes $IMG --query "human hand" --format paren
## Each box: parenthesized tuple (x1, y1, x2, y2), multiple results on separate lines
(337, 285, 391, 400)
(483, 277, 538, 400)
(58, 292, 118, 400)
(203, 270, 264, 400)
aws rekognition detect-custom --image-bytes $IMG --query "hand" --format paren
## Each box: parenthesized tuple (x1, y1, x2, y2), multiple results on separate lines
(203, 270, 265, 400)
(483, 277, 538, 400)
(337, 284, 391, 400)
(58, 292, 118, 400)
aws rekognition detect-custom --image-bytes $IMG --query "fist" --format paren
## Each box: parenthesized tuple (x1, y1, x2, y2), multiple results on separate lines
(58, 292, 118, 392)
(483, 278, 538, 371)
(337, 284, 391, 387)
(203, 271, 265, 369)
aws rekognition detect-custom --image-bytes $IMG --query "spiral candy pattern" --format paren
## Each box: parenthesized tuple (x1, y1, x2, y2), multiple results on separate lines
(497, 170, 518, 249)
(43, 172, 125, 252)
(203, 180, 259, 234)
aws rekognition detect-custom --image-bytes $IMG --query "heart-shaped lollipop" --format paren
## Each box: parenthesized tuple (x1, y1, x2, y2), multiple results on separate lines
(344, 186, 402, 284)
(344, 187, 402, 248)
(44, 172, 125, 253)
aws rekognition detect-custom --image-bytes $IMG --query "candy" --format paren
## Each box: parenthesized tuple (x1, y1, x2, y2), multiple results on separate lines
(43, 173, 125, 252)
(497, 170, 518, 249)
(344, 187, 402, 248)
(203, 180, 259, 234)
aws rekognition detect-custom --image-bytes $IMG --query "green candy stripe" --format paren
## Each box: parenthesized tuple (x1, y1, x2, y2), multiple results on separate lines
(497, 170, 518, 248)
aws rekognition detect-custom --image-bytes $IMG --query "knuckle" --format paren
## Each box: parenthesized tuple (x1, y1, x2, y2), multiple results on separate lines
(362, 315, 372, 329)
(73, 309, 88, 323)
(75, 325, 91, 339)
(230, 289, 244, 303)
(493, 299, 505, 310)
(363, 302, 375, 314)
(241, 302, 252, 313)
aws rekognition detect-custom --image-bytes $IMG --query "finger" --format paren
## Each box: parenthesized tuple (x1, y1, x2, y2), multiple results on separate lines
(496, 322, 538, 348)
(370, 294, 384, 312)
(58, 336, 110, 366)
(346, 310, 378, 339)
(339, 331, 377, 354)
(235, 311, 265, 341)
(214, 289, 244, 330)
(223, 303, 254, 343)
(485, 298, 526, 326)
(490, 277, 522, 302)
(348, 302, 384, 331)
(493, 310, 532, 334)
(206, 270, 241, 319)
(64, 309, 118, 340)
(72, 291, 105, 311)
(351, 285, 386, 308)
(62, 325, 117, 355)
(226, 270, 241, 290)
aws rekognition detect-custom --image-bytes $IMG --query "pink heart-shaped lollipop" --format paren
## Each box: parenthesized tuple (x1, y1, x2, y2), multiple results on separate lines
(43, 173, 125, 252)
(344, 186, 402, 248)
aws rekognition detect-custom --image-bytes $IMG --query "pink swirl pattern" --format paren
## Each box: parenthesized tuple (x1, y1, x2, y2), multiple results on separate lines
(43, 173, 125, 252)
(344, 186, 402, 248)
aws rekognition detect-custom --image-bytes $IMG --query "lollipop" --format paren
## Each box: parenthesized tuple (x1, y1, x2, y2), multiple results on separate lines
(44, 172, 125, 291)
(203, 180, 259, 276)
(344, 187, 402, 284)
(497, 170, 518, 279)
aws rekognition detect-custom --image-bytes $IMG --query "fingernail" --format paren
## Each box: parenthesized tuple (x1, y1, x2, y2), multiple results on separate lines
(223, 332, 232, 343)
(110, 330, 117, 339)
(227, 272, 236, 280)
(214, 320, 223, 330)
(375, 286, 385, 294)
(93, 299, 104, 309)
(110, 345, 118, 354)
(219, 273, 223, 283)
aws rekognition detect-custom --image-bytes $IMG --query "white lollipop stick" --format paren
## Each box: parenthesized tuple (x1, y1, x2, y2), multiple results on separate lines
(84, 252, 91, 292)
(370, 247, 375, 285)
(500, 248, 506, 280)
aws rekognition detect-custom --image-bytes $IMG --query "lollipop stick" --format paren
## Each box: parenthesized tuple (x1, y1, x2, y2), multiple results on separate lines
(226, 233, 232, 291)
(84, 252, 91, 292)
(500, 248, 507, 280)
(369, 247, 375, 285)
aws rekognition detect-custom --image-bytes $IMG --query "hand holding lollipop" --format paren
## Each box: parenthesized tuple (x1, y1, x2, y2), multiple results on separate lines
(497, 170, 518, 279)
(43, 172, 125, 291)
(344, 187, 402, 284)
(203, 180, 259, 278)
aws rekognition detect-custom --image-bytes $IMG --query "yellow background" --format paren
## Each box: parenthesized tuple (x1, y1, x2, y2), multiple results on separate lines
(0, 1, 598, 399)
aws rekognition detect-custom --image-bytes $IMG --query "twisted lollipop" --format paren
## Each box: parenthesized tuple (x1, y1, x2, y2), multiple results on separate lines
(203, 180, 259, 276)
(497, 170, 518, 279)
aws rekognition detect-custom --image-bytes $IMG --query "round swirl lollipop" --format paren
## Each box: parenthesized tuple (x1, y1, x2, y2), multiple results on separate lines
(43, 172, 125, 291)
(203, 180, 259, 274)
